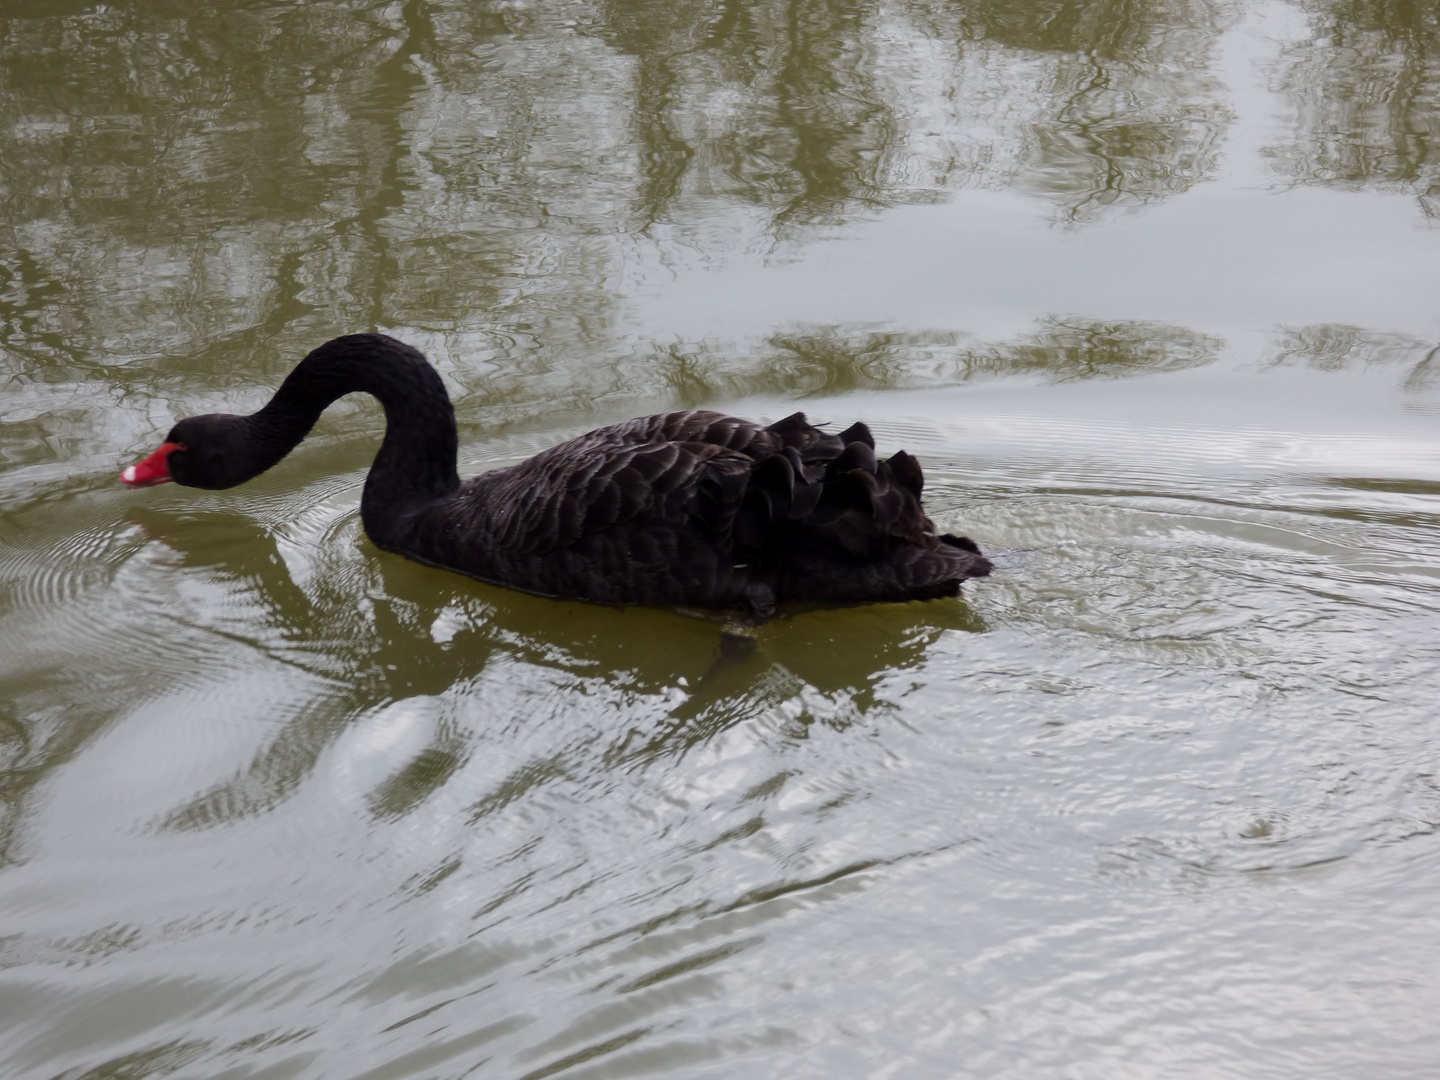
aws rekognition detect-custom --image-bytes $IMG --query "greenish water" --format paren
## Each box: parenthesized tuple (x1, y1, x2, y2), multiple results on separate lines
(3, 1, 1440, 1077)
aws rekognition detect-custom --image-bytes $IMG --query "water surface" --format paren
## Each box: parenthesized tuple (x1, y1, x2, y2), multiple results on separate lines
(2, 1, 1440, 1077)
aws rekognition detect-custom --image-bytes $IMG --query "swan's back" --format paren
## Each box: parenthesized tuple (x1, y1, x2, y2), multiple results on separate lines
(399, 409, 991, 615)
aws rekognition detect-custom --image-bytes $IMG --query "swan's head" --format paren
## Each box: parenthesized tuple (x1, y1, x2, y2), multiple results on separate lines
(121, 414, 261, 490)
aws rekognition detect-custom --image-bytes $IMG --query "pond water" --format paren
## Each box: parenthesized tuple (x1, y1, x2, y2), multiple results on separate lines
(3, 1, 1440, 1077)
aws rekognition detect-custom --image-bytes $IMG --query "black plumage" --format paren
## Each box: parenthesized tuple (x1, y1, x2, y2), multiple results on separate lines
(123, 334, 991, 617)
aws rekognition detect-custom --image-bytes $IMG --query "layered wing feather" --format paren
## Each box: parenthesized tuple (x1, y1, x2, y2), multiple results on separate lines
(430, 409, 988, 610)
(478, 411, 773, 556)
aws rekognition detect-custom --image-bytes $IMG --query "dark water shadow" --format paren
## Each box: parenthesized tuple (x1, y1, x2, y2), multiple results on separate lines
(604, 597, 987, 770)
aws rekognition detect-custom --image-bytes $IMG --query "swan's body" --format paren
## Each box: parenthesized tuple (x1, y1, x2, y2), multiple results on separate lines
(122, 334, 990, 616)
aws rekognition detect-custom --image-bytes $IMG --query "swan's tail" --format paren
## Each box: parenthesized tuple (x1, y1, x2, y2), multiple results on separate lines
(735, 414, 992, 604)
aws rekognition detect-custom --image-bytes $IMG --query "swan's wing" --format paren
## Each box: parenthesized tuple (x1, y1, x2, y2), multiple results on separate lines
(601, 409, 847, 465)
(477, 410, 839, 557)
(477, 409, 946, 562)
(486, 438, 753, 556)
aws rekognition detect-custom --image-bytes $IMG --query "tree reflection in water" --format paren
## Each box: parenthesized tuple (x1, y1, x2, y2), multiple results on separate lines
(0, 0, 1237, 392)
(602, 0, 1232, 229)
(1269, 0, 1440, 216)
(1267, 323, 1440, 404)
(632, 317, 1223, 405)
(5, 0, 1434, 410)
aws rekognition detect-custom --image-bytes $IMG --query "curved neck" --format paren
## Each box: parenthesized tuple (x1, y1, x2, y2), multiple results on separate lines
(252, 334, 461, 542)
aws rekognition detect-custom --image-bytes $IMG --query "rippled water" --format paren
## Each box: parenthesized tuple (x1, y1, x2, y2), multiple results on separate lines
(3, 1, 1440, 1077)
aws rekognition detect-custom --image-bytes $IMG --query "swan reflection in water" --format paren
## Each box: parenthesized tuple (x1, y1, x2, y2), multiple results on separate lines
(121, 486, 988, 837)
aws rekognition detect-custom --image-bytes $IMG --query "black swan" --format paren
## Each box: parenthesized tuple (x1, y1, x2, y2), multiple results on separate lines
(121, 333, 991, 617)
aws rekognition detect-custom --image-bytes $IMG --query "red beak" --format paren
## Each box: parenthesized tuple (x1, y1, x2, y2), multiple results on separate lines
(120, 442, 182, 487)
